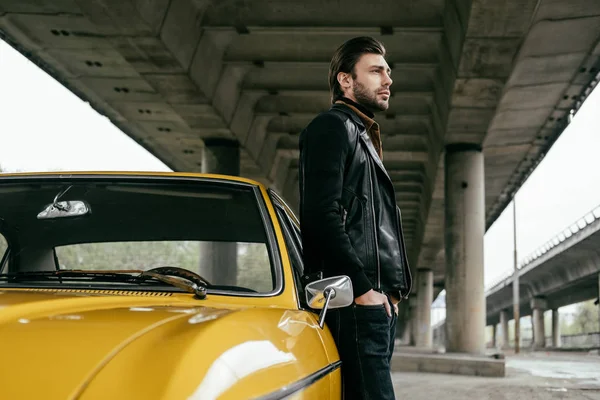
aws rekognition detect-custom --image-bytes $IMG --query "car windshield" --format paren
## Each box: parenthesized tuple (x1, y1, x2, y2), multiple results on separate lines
(0, 176, 277, 295)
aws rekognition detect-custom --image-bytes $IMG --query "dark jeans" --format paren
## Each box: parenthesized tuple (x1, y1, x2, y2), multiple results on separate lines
(326, 294, 397, 400)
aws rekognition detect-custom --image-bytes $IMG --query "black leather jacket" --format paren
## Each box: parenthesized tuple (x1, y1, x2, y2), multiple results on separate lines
(299, 103, 413, 300)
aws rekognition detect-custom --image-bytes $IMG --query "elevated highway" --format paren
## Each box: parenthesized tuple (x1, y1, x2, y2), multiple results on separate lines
(486, 204, 600, 348)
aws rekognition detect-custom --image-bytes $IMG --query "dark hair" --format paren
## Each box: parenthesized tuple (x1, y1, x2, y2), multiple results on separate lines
(328, 36, 387, 103)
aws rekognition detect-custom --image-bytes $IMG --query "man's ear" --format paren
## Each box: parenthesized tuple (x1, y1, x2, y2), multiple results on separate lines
(337, 71, 352, 93)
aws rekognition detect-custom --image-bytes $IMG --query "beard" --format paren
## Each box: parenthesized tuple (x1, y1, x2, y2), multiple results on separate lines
(352, 80, 389, 112)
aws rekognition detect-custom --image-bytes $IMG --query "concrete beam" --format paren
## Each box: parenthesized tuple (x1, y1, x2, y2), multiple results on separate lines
(241, 64, 437, 92)
(74, 0, 170, 36)
(383, 151, 429, 164)
(253, 91, 434, 116)
(458, 38, 520, 79)
(229, 92, 265, 143)
(393, 182, 425, 194)
(160, 0, 208, 69)
(196, 0, 444, 27)
(143, 74, 208, 104)
(270, 149, 296, 193)
(0, 0, 82, 14)
(506, 53, 586, 87)
(212, 65, 251, 124)
(189, 31, 235, 99)
(452, 78, 504, 109)
(244, 116, 273, 161)
(222, 31, 442, 63)
(518, 16, 600, 58)
(530, 297, 548, 311)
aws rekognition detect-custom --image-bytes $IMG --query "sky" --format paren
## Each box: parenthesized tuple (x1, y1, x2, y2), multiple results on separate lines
(484, 79, 600, 288)
(1, 38, 599, 292)
(0, 41, 171, 173)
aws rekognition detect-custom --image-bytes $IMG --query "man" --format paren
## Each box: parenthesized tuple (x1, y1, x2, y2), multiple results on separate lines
(298, 36, 413, 399)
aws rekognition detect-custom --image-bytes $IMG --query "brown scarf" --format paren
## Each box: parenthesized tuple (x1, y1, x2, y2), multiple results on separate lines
(335, 100, 383, 160)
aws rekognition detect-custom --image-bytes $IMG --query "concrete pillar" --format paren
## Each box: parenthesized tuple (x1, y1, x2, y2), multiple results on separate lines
(491, 324, 497, 348)
(531, 297, 547, 349)
(552, 308, 561, 348)
(444, 143, 486, 354)
(402, 317, 412, 345)
(499, 310, 509, 349)
(409, 295, 418, 346)
(199, 138, 240, 285)
(415, 269, 433, 348)
(202, 138, 240, 176)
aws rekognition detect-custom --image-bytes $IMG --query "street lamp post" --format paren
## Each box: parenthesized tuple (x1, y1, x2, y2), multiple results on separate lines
(513, 198, 520, 354)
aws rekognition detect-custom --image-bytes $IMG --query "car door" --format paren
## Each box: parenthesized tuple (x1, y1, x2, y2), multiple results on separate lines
(268, 189, 342, 399)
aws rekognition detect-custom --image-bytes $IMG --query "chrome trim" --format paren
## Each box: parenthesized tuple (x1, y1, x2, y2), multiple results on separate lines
(252, 186, 285, 297)
(271, 202, 304, 310)
(253, 360, 342, 400)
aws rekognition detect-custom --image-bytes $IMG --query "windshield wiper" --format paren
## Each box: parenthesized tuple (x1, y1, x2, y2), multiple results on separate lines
(140, 267, 208, 299)
(0, 267, 208, 299)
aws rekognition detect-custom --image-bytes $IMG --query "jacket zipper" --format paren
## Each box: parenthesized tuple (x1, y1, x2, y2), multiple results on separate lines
(396, 206, 412, 298)
(368, 161, 381, 290)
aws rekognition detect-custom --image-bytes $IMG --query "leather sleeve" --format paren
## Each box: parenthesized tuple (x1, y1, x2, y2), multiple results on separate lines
(299, 113, 373, 298)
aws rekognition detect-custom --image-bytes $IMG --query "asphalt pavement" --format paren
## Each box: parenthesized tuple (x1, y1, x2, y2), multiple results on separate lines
(392, 351, 600, 399)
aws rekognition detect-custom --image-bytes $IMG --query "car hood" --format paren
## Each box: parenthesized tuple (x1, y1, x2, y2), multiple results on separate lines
(0, 289, 239, 399)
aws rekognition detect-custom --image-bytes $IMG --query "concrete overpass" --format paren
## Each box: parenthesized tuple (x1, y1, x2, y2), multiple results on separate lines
(1, 0, 600, 354)
(486, 204, 600, 349)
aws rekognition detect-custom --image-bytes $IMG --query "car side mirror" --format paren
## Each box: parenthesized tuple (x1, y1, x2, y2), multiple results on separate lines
(305, 275, 353, 329)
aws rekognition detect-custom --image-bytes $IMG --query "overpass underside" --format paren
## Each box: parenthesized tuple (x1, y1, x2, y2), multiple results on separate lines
(1, 0, 600, 355)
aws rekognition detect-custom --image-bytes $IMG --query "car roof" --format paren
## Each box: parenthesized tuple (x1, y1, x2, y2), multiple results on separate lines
(0, 171, 266, 189)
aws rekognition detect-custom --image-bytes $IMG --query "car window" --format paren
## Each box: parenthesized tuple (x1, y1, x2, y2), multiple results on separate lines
(274, 209, 303, 275)
(270, 190, 307, 306)
(55, 241, 272, 293)
(285, 212, 302, 253)
(0, 179, 279, 295)
(269, 190, 302, 252)
(274, 206, 306, 305)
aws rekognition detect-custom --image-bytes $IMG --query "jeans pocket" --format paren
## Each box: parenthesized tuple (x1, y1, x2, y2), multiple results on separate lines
(354, 303, 392, 320)
(353, 306, 390, 357)
(354, 303, 389, 320)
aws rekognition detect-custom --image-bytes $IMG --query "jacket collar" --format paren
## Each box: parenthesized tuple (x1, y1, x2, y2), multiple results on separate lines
(337, 97, 375, 119)
(330, 103, 366, 130)
(330, 103, 393, 186)
(358, 132, 392, 185)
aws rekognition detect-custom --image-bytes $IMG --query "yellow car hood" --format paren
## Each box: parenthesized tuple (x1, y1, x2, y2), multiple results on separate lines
(0, 289, 238, 399)
(0, 289, 332, 400)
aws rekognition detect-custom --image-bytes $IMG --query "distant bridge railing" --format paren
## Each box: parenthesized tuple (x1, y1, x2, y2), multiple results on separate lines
(485, 203, 600, 293)
(558, 332, 600, 349)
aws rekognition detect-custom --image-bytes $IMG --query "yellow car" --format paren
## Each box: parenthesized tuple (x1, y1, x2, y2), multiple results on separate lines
(0, 172, 354, 400)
